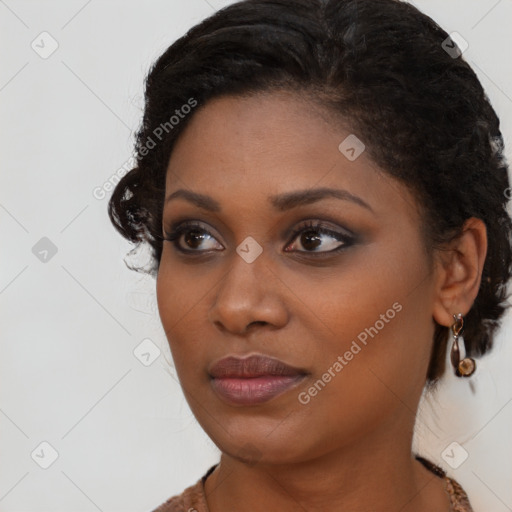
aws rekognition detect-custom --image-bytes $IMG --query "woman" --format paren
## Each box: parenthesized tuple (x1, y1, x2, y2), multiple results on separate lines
(108, 0, 512, 510)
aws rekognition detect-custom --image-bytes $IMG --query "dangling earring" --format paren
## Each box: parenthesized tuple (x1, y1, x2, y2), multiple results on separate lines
(450, 313, 476, 377)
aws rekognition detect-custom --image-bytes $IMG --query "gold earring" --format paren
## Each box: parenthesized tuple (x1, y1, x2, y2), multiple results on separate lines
(450, 313, 476, 377)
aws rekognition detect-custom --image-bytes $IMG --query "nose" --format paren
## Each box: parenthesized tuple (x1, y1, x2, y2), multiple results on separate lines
(208, 250, 289, 335)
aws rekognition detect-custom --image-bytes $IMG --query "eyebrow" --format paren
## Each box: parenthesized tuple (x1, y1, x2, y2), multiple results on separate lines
(164, 187, 374, 214)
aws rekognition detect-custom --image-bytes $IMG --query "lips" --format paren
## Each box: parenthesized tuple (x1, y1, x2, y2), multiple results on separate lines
(209, 354, 306, 378)
(209, 354, 308, 405)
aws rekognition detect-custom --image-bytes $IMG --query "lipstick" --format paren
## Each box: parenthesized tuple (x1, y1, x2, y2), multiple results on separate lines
(209, 354, 307, 405)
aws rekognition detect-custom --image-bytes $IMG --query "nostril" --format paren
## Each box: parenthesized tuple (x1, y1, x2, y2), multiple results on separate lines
(247, 321, 267, 329)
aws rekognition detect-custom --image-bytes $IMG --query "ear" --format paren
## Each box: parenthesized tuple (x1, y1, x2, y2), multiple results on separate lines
(432, 217, 488, 328)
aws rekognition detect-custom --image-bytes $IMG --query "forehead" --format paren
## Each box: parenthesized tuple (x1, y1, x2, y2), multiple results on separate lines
(164, 92, 418, 221)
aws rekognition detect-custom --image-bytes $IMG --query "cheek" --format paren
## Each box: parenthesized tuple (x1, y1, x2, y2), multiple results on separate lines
(156, 249, 210, 330)
(303, 248, 433, 413)
(156, 258, 207, 377)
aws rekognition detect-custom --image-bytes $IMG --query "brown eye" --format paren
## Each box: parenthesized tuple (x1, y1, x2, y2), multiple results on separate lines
(164, 222, 223, 253)
(285, 221, 355, 254)
(184, 229, 208, 249)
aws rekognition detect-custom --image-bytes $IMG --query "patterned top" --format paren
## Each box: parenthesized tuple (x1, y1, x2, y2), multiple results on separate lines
(152, 455, 474, 512)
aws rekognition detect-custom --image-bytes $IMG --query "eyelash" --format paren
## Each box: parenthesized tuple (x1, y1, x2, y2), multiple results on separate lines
(286, 220, 355, 255)
(163, 220, 356, 257)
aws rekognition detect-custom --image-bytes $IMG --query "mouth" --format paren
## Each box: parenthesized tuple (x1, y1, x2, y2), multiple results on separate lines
(209, 354, 308, 406)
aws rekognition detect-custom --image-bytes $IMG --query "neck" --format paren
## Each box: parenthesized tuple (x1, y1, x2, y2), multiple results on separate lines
(204, 405, 450, 512)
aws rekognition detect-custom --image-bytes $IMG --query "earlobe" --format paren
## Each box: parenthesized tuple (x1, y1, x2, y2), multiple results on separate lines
(431, 217, 488, 327)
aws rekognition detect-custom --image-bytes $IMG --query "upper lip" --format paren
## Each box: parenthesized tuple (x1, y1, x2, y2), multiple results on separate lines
(209, 354, 307, 379)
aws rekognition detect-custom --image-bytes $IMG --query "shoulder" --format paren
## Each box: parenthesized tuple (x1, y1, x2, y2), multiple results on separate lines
(150, 464, 217, 512)
(444, 475, 474, 512)
(415, 455, 474, 511)
(151, 480, 204, 512)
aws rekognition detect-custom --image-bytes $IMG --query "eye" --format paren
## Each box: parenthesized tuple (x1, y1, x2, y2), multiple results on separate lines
(284, 220, 355, 254)
(163, 221, 223, 253)
(163, 219, 356, 256)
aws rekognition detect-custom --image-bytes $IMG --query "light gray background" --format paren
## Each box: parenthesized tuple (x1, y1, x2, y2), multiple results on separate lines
(1, 1, 511, 511)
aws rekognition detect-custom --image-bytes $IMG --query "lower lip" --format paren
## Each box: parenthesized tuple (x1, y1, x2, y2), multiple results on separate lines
(210, 375, 306, 405)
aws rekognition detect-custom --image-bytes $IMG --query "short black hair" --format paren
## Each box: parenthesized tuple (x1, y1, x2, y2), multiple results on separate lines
(108, 0, 512, 387)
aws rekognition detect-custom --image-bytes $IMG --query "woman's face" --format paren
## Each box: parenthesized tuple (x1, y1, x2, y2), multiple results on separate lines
(156, 91, 440, 464)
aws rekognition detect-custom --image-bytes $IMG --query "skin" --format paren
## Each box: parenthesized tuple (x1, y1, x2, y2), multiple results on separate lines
(156, 91, 487, 512)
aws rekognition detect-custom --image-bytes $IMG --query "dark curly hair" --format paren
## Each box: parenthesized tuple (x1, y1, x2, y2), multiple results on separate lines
(108, 0, 512, 387)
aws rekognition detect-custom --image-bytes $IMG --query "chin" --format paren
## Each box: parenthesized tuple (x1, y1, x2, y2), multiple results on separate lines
(213, 430, 310, 466)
